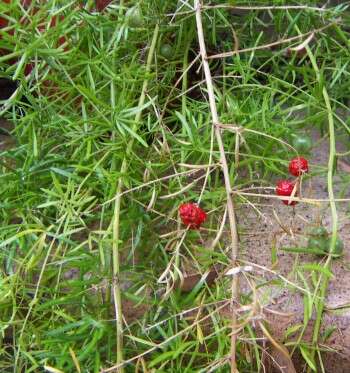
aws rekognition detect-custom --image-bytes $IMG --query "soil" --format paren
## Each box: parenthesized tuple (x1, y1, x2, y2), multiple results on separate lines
(0, 118, 14, 145)
(236, 130, 350, 372)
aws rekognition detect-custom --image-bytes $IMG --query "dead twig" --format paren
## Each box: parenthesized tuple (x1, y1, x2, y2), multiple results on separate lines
(194, 1, 240, 372)
(207, 21, 338, 60)
(167, 4, 329, 17)
(202, 5, 329, 12)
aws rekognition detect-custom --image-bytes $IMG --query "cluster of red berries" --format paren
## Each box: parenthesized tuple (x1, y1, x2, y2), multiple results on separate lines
(276, 157, 309, 206)
(178, 157, 309, 229)
(179, 203, 207, 230)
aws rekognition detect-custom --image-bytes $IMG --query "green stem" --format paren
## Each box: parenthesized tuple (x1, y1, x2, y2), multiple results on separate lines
(306, 45, 338, 368)
(285, 16, 339, 366)
(310, 86, 337, 345)
(180, 25, 194, 170)
(111, 24, 159, 369)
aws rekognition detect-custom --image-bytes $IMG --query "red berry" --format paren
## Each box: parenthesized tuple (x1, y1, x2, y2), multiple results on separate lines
(276, 180, 297, 206)
(24, 62, 34, 76)
(96, 0, 112, 12)
(179, 203, 207, 229)
(21, 0, 32, 6)
(0, 0, 10, 30)
(289, 157, 309, 177)
(0, 16, 8, 29)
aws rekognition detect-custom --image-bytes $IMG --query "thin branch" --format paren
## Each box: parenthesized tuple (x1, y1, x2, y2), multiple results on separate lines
(194, 1, 239, 372)
(167, 4, 330, 17)
(207, 21, 338, 60)
(232, 190, 350, 204)
(102, 167, 208, 205)
(307, 45, 339, 367)
(202, 5, 330, 12)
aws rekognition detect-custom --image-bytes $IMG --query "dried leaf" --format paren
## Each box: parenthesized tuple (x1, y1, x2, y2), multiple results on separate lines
(290, 33, 314, 51)
(259, 322, 297, 373)
(225, 265, 253, 276)
(69, 347, 81, 373)
(178, 269, 218, 292)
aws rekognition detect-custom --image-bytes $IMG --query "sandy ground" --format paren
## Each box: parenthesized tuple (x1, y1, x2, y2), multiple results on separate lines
(237, 131, 350, 372)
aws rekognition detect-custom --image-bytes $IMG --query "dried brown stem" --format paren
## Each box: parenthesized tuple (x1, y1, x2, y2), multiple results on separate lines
(208, 21, 337, 60)
(167, 4, 328, 17)
(202, 4, 328, 12)
(194, 1, 240, 372)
